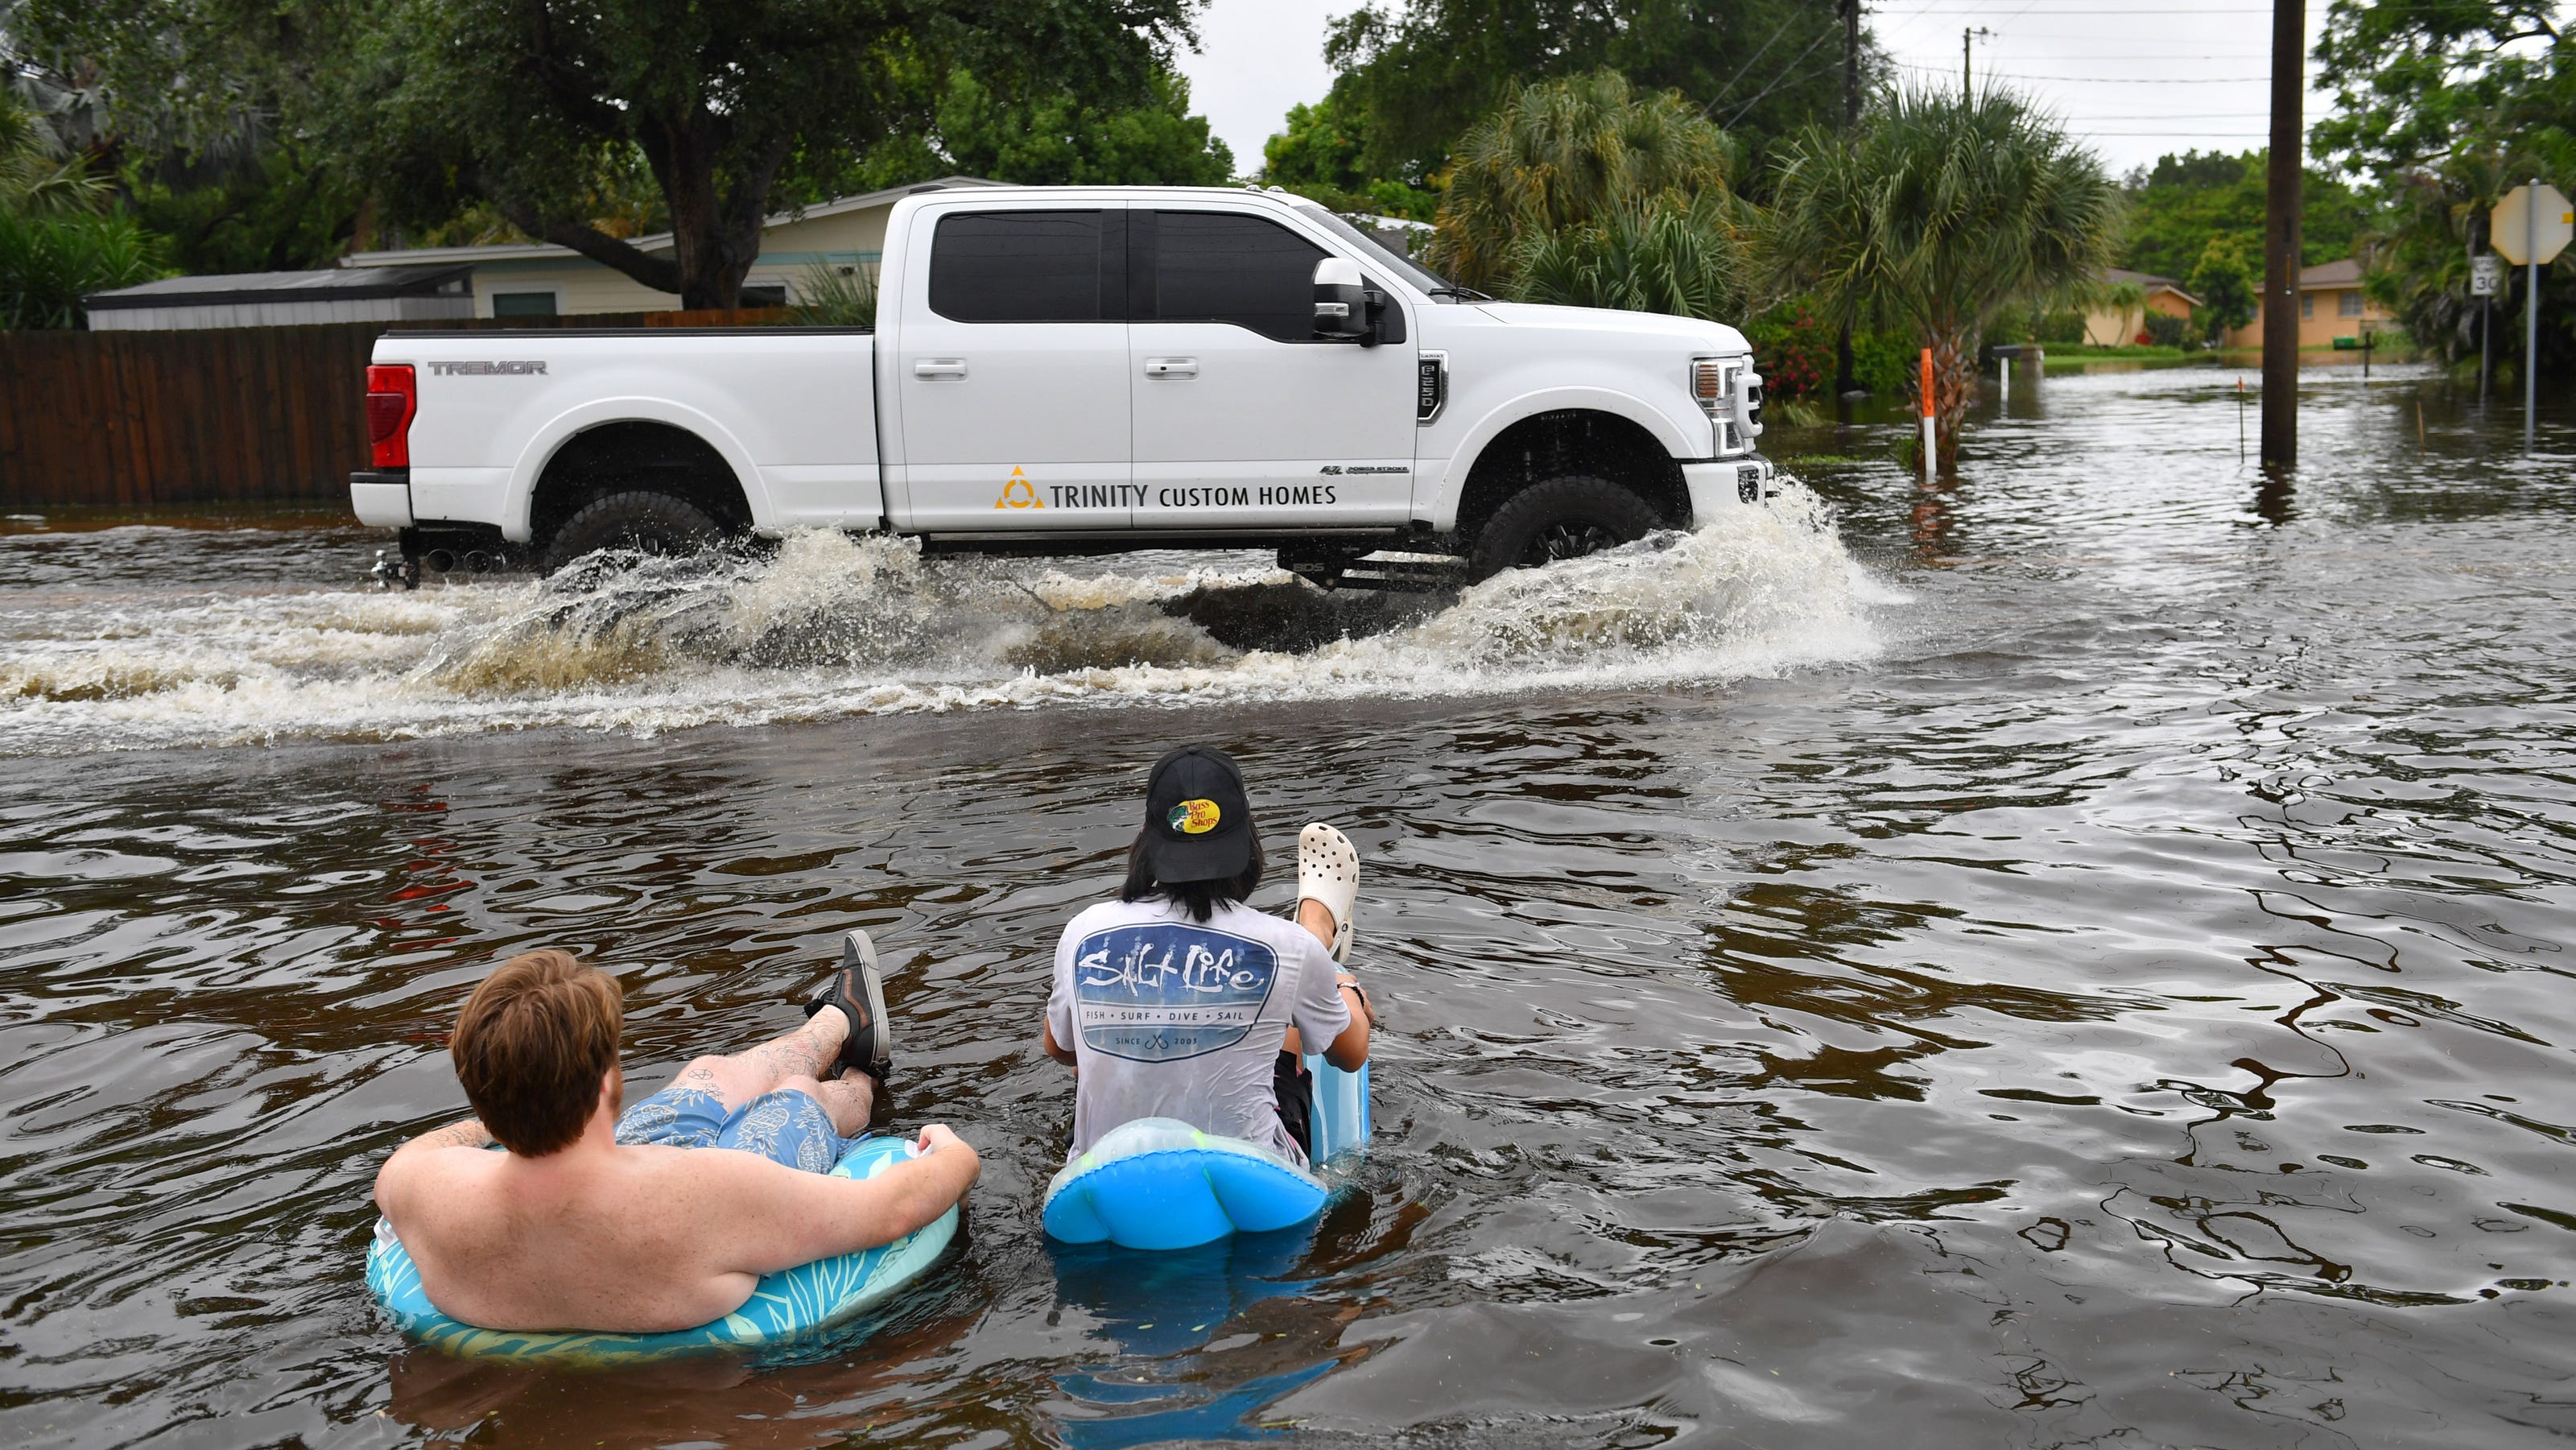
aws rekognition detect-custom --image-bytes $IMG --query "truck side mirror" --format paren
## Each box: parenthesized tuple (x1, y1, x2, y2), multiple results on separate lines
(1313, 258, 1367, 340)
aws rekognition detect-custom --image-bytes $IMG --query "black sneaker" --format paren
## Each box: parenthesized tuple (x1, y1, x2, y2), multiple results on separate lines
(803, 929, 894, 1081)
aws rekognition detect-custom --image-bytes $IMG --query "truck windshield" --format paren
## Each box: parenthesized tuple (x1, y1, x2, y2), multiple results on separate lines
(1290, 203, 1461, 298)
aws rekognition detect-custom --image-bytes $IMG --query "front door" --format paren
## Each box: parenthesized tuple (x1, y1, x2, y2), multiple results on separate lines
(891, 208, 1133, 531)
(1128, 209, 1417, 531)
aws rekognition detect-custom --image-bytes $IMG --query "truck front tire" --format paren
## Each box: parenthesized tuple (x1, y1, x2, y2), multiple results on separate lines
(1465, 475, 1664, 582)
(541, 490, 725, 572)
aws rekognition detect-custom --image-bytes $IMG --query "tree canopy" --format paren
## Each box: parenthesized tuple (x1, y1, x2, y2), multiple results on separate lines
(1321, 0, 1876, 194)
(2311, 0, 2576, 376)
(2311, 0, 2570, 179)
(2119, 150, 2363, 280)
(2184, 234, 2257, 342)
(15, 0, 1214, 307)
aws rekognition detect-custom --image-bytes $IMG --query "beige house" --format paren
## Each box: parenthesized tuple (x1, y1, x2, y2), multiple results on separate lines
(2225, 257, 2396, 350)
(2083, 268, 2198, 345)
(341, 176, 1005, 316)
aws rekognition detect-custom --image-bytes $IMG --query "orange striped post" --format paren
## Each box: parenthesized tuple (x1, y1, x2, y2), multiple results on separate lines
(1919, 347, 1936, 475)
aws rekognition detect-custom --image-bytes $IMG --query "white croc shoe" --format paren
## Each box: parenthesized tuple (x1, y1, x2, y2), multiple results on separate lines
(1298, 822, 1360, 965)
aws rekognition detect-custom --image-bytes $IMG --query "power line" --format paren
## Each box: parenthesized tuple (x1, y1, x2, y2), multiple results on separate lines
(1703, 7, 1809, 118)
(1879, 3, 2271, 10)
(1893, 62, 2281, 81)
(1722, 25, 1845, 128)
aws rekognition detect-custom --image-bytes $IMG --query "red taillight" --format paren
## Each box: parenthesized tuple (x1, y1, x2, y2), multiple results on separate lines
(365, 364, 416, 469)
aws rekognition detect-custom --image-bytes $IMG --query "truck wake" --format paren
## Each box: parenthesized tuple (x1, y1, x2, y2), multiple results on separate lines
(0, 482, 1885, 754)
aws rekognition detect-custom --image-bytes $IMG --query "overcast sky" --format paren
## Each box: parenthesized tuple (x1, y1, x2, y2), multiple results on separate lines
(1173, 0, 2340, 184)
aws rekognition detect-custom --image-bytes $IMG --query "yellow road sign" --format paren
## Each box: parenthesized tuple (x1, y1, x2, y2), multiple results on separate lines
(2493, 183, 2573, 266)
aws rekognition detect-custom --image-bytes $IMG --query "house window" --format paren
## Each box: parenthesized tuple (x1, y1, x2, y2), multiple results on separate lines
(2339, 289, 2363, 317)
(2299, 292, 2314, 320)
(492, 291, 559, 318)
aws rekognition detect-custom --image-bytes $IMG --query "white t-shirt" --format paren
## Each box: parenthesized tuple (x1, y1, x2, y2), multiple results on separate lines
(1046, 896, 1350, 1166)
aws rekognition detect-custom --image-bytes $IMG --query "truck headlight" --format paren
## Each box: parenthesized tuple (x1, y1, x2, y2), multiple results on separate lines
(1691, 357, 1727, 415)
(1692, 356, 1762, 452)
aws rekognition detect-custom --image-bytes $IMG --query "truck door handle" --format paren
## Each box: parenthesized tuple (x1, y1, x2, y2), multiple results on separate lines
(1144, 357, 1198, 378)
(913, 358, 968, 379)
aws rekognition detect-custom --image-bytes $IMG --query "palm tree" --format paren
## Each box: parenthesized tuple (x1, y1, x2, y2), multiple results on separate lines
(1513, 188, 1752, 321)
(1428, 70, 1736, 296)
(1768, 88, 2121, 473)
(2104, 279, 2145, 343)
(0, 93, 164, 328)
(1, 92, 111, 218)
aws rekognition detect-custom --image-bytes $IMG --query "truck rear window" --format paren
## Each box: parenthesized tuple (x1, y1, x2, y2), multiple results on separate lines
(930, 211, 1117, 324)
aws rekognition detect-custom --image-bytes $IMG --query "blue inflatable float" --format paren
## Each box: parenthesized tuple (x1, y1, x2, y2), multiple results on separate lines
(1041, 1060, 1368, 1251)
(365, 1135, 956, 1363)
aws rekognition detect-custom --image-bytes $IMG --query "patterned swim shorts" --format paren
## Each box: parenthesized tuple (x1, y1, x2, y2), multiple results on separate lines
(613, 1084, 859, 1175)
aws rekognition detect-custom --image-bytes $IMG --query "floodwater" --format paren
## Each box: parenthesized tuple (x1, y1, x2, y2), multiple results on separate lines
(3, 362, 2574, 1448)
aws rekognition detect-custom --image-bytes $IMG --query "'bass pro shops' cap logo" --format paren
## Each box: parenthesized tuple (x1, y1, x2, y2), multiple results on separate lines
(1167, 799, 1223, 835)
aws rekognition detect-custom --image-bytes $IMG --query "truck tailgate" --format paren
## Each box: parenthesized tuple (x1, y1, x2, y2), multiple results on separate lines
(372, 328, 881, 535)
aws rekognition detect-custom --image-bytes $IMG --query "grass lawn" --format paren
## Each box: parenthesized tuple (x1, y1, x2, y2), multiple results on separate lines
(2034, 345, 2192, 362)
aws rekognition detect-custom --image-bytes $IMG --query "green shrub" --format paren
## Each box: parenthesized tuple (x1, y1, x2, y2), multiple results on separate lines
(2034, 308, 2085, 345)
(0, 211, 168, 329)
(790, 262, 877, 328)
(1851, 327, 1915, 396)
(2141, 312, 2188, 348)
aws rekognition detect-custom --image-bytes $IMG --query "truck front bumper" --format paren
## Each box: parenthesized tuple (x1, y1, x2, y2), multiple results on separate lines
(1682, 456, 1774, 525)
(349, 470, 414, 528)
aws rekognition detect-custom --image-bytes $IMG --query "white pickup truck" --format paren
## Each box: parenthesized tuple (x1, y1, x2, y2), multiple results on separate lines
(351, 184, 1770, 589)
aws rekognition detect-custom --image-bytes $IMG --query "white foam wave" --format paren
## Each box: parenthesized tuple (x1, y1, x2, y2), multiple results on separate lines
(0, 481, 1884, 753)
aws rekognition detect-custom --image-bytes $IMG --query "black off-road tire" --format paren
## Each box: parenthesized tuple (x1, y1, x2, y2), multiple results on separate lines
(1464, 474, 1664, 581)
(540, 490, 725, 572)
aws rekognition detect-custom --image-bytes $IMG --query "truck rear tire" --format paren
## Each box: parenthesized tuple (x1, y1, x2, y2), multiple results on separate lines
(541, 490, 724, 572)
(1465, 474, 1663, 581)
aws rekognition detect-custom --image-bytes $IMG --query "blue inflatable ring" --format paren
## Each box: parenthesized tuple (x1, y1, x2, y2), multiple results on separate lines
(1041, 1117, 1327, 1251)
(365, 1135, 957, 1363)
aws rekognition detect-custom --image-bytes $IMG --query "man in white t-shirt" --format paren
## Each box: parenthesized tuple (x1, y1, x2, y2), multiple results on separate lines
(1042, 745, 1372, 1167)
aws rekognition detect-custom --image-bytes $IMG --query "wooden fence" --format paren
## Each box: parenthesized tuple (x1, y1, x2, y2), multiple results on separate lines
(0, 309, 791, 510)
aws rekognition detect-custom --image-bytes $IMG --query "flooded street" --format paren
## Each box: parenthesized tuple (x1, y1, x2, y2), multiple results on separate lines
(3, 362, 2573, 1448)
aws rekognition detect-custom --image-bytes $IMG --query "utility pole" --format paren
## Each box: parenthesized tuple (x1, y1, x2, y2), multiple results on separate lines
(1963, 26, 1992, 92)
(2260, 0, 2301, 470)
(1836, 0, 1861, 395)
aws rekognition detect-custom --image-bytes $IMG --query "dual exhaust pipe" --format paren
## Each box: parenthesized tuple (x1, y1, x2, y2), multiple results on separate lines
(373, 543, 514, 590)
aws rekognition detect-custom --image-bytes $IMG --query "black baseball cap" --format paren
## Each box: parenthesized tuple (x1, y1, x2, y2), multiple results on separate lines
(1140, 745, 1255, 882)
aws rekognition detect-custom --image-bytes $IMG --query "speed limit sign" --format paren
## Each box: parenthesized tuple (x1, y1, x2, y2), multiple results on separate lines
(2471, 253, 2504, 296)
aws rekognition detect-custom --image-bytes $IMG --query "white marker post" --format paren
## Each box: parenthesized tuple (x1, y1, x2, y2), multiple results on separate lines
(1920, 347, 1937, 475)
(2491, 180, 2573, 449)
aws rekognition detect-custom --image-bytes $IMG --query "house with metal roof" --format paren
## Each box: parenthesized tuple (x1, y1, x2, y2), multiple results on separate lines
(84, 264, 474, 331)
(336, 176, 1005, 318)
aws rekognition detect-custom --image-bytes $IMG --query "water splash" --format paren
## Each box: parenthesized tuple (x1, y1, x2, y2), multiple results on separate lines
(0, 481, 1882, 753)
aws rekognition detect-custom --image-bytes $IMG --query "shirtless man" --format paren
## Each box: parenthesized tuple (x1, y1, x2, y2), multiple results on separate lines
(373, 936, 978, 1333)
